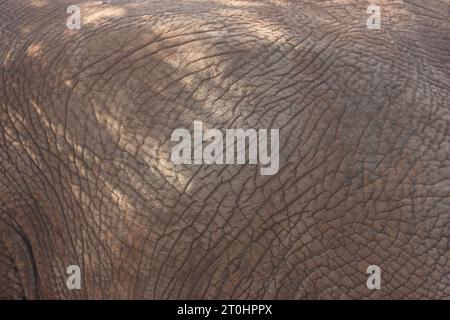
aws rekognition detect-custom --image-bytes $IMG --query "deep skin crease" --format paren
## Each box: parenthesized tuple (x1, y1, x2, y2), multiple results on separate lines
(0, 0, 449, 299)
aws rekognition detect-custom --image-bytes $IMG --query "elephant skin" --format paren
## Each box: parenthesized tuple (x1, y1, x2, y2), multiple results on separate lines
(0, 0, 450, 299)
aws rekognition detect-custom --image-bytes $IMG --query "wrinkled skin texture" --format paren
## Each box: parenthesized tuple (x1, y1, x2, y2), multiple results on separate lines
(1, 0, 450, 299)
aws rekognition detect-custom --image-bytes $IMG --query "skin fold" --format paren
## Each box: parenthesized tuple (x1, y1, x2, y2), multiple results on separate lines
(0, 0, 449, 299)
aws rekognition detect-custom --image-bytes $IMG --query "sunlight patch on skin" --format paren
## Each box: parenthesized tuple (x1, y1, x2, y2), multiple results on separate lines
(30, 100, 48, 125)
(137, 1, 290, 123)
(110, 183, 135, 213)
(26, 43, 43, 58)
(161, 49, 239, 119)
(20, 25, 33, 34)
(156, 31, 252, 120)
(205, 0, 291, 43)
(30, 100, 77, 157)
(64, 79, 74, 87)
(69, 183, 92, 212)
(213, 6, 288, 43)
(92, 104, 190, 193)
(32, 97, 187, 209)
(83, 6, 127, 26)
(131, 134, 191, 193)
(4, 109, 42, 166)
(208, 0, 266, 9)
(2, 51, 13, 68)
(30, 101, 106, 180)
(25, 0, 48, 8)
(29, 104, 146, 251)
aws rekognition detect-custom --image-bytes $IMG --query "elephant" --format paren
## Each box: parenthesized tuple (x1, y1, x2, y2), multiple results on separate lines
(0, 0, 449, 299)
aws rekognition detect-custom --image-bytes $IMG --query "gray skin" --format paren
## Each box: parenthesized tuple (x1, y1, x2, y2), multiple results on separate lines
(0, 0, 449, 299)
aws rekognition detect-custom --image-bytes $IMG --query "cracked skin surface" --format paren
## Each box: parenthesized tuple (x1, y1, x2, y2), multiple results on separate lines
(0, 0, 450, 299)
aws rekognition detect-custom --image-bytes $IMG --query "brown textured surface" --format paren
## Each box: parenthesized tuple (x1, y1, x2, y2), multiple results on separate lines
(0, 0, 450, 299)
